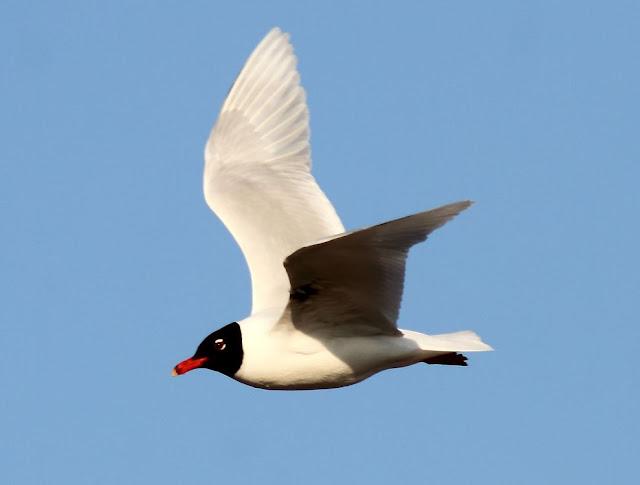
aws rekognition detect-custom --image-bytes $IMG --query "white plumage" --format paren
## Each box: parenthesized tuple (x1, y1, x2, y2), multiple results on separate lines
(204, 29, 343, 315)
(173, 28, 492, 390)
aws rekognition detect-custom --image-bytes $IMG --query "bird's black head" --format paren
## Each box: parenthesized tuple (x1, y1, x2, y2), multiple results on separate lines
(172, 322, 243, 377)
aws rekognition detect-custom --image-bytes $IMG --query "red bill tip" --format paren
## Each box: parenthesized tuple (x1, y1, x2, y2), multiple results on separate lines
(172, 356, 209, 376)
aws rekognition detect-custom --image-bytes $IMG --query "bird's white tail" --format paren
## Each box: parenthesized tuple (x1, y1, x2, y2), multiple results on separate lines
(402, 329, 493, 353)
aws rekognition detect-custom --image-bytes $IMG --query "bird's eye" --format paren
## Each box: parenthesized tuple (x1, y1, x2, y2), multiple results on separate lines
(214, 338, 226, 351)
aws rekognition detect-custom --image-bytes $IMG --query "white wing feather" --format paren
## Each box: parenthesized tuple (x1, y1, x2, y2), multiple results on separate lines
(204, 28, 344, 315)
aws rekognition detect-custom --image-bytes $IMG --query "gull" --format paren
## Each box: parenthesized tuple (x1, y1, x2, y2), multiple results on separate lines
(172, 27, 492, 390)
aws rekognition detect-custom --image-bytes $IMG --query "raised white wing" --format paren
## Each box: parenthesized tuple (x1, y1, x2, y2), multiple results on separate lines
(282, 202, 472, 336)
(204, 28, 344, 315)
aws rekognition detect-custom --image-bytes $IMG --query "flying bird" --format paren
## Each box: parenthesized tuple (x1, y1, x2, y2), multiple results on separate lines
(172, 28, 492, 390)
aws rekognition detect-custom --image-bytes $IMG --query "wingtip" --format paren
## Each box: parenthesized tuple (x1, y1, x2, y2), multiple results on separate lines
(431, 200, 475, 221)
(267, 26, 288, 40)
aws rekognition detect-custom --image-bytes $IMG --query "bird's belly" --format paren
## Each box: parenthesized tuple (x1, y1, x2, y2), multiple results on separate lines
(235, 350, 361, 390)
(234, 334, 423, 390)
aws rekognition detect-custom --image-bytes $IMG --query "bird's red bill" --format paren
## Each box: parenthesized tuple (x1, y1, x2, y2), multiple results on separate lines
(172, 356, 209, 376)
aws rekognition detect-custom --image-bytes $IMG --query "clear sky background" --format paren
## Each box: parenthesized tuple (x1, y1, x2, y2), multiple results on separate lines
(2, 1, 639, 483)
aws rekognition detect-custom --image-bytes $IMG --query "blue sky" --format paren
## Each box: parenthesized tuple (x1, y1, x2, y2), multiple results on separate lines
(2, 1, 638, 483)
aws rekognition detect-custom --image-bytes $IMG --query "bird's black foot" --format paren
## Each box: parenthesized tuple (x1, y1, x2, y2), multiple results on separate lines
(423, 353, 468, 366)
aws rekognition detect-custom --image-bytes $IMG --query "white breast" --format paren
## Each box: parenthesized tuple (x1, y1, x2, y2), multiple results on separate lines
(234, 313, 427, 390)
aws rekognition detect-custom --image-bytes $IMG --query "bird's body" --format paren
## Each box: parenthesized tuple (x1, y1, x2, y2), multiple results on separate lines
(235, 310, 425, 390)
(172, 27, 492, 390)
(234, 309, 489, 390)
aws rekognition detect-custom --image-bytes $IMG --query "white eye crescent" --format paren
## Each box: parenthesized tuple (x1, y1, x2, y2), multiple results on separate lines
(214, 338, 226, 351)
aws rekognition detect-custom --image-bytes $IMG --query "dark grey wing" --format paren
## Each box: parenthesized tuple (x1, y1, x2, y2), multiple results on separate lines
(281, 201, 473, 336)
